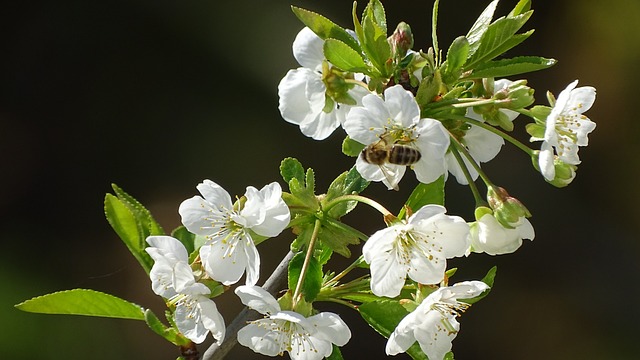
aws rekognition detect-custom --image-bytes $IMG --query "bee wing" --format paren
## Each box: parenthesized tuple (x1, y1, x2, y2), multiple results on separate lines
(356, 156, 406, 191)
(378, 164, 405, 191)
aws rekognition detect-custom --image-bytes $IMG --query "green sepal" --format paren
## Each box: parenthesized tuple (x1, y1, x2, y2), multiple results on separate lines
(465, 56, 556, 79)
(105, 185, 162, 274)
(15, 289, 145, 320)
(288, 252, 323, 302)
(525, 123, 545, 139)
(443, 36, 470, 84)
(359, 300, 428, 360)
(171, 226, 195, 256)
(465, 11, 534, 69)
(323, 167, 370, 219)
(462, 266, 497, 305)
(291, 6, 361, 53)
(397, 176, 445, 220)
(324, 39, 368, 73)
(144, 309, 190, 346)
(342, 136, 366, 157)
(415, 69, 443, 109)
(530, 105, 552, 122)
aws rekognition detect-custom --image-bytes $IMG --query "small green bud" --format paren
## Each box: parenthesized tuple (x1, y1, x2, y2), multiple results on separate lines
(487, 186, 531, 229)
(548, 158, 577, 188)
(494, 80, 534, 109)
(321, 61, 357, 106)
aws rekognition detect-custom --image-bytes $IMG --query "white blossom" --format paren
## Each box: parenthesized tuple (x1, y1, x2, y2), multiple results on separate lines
(278, 27, 368, 140)
(145, 235, 225, 344)
(469, 213, 534, 255)
(179, 180, 290, 286)
(386, 281, 489, 360)
(362, 205, 470, 298)
(446, 79, 519, 185)
(235, 285, 351, 360)
(344, 85, 450, 190)
(532, 80, 596, 180)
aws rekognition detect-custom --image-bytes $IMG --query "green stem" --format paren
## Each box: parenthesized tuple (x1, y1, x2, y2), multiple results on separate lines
(322, 298, 358, 310)
(322, 194, 392, 217)
(325, 256, 365, 287)
(292, 218, 322, 308)
(448, 142, 485, 206)
(344, 78, 371, 91)
(449, 135, 493, 188)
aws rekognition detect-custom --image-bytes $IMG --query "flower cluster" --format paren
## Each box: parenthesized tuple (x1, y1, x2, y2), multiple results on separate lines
(102, 1, 598, 359)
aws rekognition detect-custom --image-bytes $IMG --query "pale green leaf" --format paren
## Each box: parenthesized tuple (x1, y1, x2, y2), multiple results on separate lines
(398, 176, 445, 219)
(16, 289, 145, 320)
(465, 56, 556, 79)
(291, 6, 360, 52)
(324, 39, 368, 73)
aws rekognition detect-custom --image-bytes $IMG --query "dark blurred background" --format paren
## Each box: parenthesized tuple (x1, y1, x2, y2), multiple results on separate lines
(2, 0, 638, 359)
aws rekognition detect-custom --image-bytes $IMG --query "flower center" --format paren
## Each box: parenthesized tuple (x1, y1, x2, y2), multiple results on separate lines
(432, 301, 470, 335)
(395, 227, 444, 268)
(253, 318, 319, 357)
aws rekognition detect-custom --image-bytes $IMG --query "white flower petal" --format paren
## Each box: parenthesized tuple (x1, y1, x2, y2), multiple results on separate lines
(243, 239, 261, 286)
(146, 235, 189, 264)
(196, 180, 232, 208)
(414, 310, 458, 360)
(179, 196, 223, 237)
(306, 312, 351, 346)
(200, 242, 247, 285)
(234, 285, 281, 315)
(249, 182, 290, 238)
(539, 142, 556, 180)
(383, 85, 420, 127)
(198, 297, 226, 345)
(292, 27, 324, 72)
(237, 321, 283, 356)
(386, 311, 419, 355)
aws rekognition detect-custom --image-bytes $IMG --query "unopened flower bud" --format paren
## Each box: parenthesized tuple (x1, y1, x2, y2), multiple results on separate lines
(494, 80, 534, 109)
(487, 186, 531, 228)
(389, 22, 414, 60)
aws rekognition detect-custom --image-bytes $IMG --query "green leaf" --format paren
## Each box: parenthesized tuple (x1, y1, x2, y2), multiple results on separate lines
(291, 6, 361, 53)
(324, 167, 370, 219)
(465, 56, 556, 79)
(288, 252, 323, 302)
(318, 220, 360, 258)
(144, 309, 190, 346)
(466, 0, 499, 56)
(445, 36, 470, 74)
(324, 39, 368, 73)
(398, 176, 445, 219)
(359, 300, 428, 360)
(365, 0, 387, 33)
(111, 184, 164, 236)
(280, 157, 305, 184)
(443, 36, 470, 83)
(104, 193, 154, 273)
(465, 11, 533, 69)
(342, 136, 366, 157)
(15, 289, 145, 320)
(361, 3, 391, 77)
(509, 0, 531, 17)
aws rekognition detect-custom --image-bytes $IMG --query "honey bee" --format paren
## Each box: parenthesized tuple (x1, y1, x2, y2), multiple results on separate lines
(361, 136, 422, 190)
